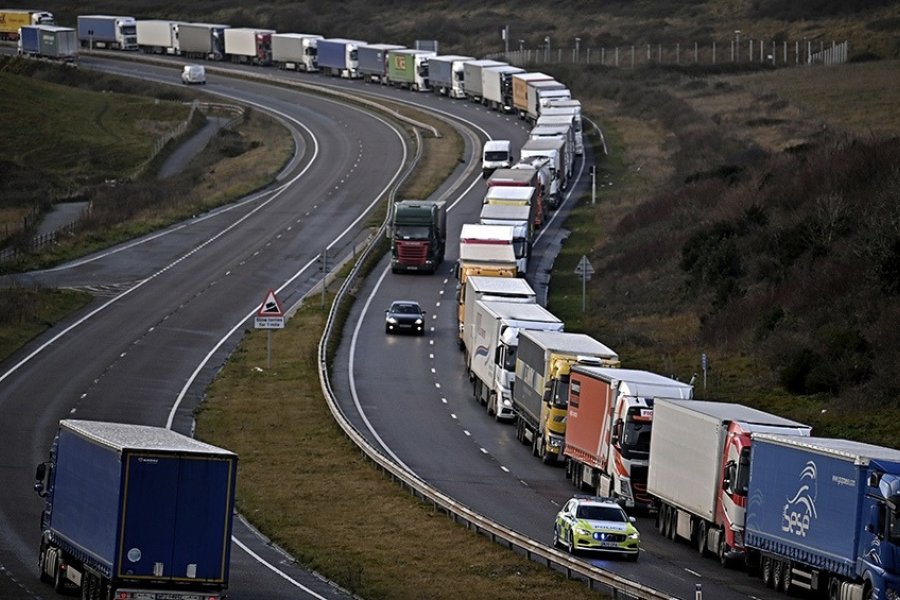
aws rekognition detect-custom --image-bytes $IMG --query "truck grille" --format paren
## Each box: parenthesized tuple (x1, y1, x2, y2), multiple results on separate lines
(396, 241, 428, 265)
(631, 465, 651, 505)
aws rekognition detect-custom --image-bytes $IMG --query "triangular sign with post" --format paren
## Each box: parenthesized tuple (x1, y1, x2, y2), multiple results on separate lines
(255, 289, 285, 329)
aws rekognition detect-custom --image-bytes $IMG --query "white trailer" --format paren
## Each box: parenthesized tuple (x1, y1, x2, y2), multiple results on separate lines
(272, 33, 323, 71)
(526, 79, 570, 123)
(461, 276, 536, 354)
(647, 399, 810, 557)
(536, 115, 575, 150)
(224, 28, 274, 65)
(463, 59, 505, 102)
(479, 203, 532, 276)
(136, 19, 179, 54)
(469, 300, 564, 420)
(541, 102, 584, 155)
(428, 54, 473, 98)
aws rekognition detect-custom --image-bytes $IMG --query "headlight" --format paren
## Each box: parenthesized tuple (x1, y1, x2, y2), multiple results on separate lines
(387, 317, 398, 324)
(415, 318, 423, 324)
(502, 398, 512, 407)
(628, 532, 640, 540)
(575, 526, 592, 536)
(548, 437, 563, 448)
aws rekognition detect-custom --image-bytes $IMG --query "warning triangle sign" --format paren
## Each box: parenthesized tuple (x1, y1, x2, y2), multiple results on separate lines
(257, 289, 284, 317)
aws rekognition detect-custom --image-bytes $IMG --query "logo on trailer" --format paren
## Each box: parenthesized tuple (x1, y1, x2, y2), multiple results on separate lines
(781, 460, 818, 537)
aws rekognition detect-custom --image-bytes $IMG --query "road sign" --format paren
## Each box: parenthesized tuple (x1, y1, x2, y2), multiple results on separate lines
(574, 255, 594, 279)
(255, 289, 284, 330)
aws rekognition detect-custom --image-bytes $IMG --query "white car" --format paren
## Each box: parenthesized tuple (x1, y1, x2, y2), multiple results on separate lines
(181, 64, 207, 85)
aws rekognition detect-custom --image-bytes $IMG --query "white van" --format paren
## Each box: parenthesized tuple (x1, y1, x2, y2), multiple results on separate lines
(181, 64, 207, 85)
(482, 140, 512, 178)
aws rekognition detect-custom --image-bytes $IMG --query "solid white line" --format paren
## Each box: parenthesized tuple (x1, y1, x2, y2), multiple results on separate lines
(231, 537, 332, 600)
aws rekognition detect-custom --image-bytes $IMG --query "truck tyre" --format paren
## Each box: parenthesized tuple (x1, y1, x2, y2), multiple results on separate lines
(668, 508, 678, 541)
(762, 556, 774, 588)
(718, 534, 732, 568)
(828, 578, 842, 600)
(52, 553, 65, 593)
(772, 559, 785, 592)
(38, 542, 52, 583)
(780, 561, 793, 595)
(696, 520, 708, 556)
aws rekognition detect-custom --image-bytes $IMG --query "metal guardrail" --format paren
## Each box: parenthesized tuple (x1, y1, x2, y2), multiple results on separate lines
(313, 125, 675, 600)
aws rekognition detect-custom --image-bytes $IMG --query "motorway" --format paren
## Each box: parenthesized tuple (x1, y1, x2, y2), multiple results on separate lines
(0, 55, 779, 600)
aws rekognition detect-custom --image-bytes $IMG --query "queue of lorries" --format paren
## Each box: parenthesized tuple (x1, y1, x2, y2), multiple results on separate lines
(10, 7, 900, 600)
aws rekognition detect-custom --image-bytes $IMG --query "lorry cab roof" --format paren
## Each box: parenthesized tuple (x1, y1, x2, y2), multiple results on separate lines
(652, 399, 811, 430)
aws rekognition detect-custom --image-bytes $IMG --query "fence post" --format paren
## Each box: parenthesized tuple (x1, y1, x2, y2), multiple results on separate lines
(631, 45, 635, 69)
(694, 42, 698, 63)
(712, 41, 716, 64)
(676, 43, 680, 64)
(615, 46, 619, 67)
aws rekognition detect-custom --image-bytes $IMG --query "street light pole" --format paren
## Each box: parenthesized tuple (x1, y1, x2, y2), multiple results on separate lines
(735, 30, 741, 62)
(575, 37, 581, 63)
(544, 36, 550, 62)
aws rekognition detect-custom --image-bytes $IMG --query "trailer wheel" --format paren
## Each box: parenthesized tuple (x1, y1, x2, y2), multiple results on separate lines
(762, 556, 774, 588)
(772, 559, 785, 591)
(780, 561, 794, 595)
(828, 577, 842, 600)
(667, 508, 678, 541)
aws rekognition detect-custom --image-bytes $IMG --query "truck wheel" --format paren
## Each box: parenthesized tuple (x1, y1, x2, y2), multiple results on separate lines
(718, 534, 732, 568)
(696, 520, 708, 556)
(780, 561, 793, 595)
(772, 559, 784, 591)
(828, 578, 842, 600)
(762, 556, 774, 588)
(486, 394, 495, 416)
(52, 555, 65, 593)
(38, 543, 51, 583)
(541, 446, 555, 466)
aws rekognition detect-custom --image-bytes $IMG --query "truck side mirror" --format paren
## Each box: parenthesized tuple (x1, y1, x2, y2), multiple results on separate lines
(34, 461, 50, 498)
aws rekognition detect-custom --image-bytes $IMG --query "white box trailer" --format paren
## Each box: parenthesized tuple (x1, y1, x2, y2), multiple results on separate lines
(526, 79, 569, 123)
(428, 54, 473, 98)
(224, 28, 274, 64)
(272, 33, 323, 71)
(542, 101, 583, 155)
(136, 19, 179, 54)
(482, 65, 524, 112)
(463, 59, 505, 102)
(647, 399, 810, 554)
(469, 300, 564, 420)
(479, 203, 533, 276)
(461, 275, 536, 353)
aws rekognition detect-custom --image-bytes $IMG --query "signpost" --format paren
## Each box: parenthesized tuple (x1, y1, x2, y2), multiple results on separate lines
(574, 255, 594, 313)
(254, 289, 284, 368)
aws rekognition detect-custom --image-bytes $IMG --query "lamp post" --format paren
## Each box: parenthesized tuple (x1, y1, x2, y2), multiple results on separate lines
(544, 36, 550, 62)
(575, 37, 581, 63)
(734, 30, 741, 62)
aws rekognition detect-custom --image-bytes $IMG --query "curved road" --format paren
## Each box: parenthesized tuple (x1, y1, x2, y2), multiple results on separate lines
(0, 58, 412, 600)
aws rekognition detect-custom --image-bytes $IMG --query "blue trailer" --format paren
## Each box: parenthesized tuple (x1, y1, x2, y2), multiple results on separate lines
(317, 38, 365, 78)
(34, 419, 238, 599)
(745, 434, 900, 599)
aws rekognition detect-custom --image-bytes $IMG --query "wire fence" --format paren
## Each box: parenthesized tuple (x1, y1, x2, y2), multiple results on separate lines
(496, 39, 850, 69)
